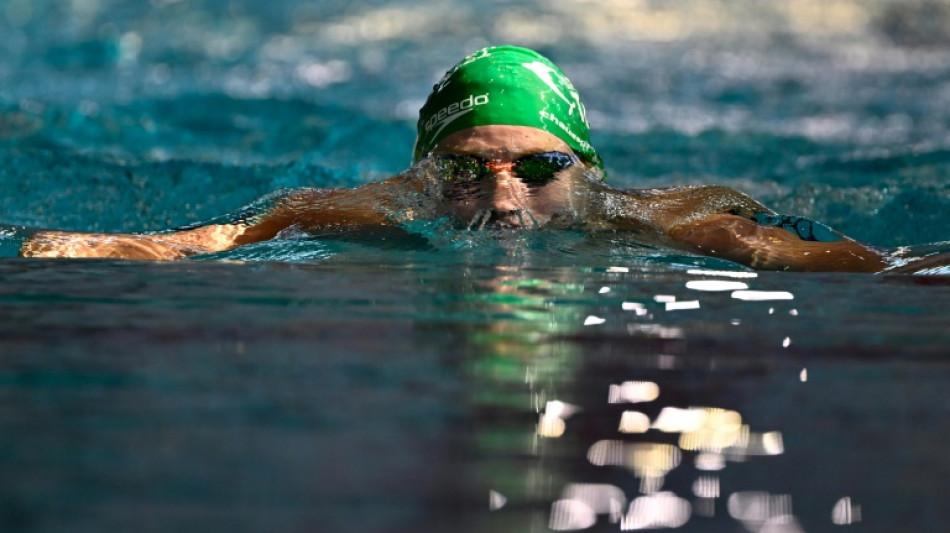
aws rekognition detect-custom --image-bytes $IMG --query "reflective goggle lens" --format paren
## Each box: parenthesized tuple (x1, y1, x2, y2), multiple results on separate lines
(437, 151, 575, 186)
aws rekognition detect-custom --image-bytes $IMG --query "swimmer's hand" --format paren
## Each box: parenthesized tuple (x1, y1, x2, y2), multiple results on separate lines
(668, 214, 888, 272)
(20, 225, 248, 260)
(751, 213, 845, 242)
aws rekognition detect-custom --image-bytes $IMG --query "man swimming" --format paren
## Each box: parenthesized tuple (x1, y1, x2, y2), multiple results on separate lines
(20, 45, 894, 272)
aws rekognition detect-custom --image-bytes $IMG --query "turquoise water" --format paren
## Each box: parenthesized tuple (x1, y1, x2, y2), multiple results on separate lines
(2, 1, 950, 532)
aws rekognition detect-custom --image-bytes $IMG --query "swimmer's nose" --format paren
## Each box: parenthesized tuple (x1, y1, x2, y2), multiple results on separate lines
(487, 169, 527, 213)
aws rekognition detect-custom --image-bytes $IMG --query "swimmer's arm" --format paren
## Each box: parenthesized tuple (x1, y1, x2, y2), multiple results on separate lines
(593, 184, 887, 272)
(20, 224, 251, 261)
(591, 184, 775, 234)
(21, 175, 421, 260)
(667, 213, 889, 272)
(241, 174, 418, 238)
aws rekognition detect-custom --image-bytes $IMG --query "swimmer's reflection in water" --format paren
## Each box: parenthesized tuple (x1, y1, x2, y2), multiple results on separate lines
(18, 46, 945, 273)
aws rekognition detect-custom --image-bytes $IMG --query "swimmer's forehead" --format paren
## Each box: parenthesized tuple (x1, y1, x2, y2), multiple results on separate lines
(432, 125, 573, 158)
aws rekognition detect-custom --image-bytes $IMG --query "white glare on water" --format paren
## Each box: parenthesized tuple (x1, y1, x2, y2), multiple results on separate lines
(608, 381, 660, 403)
(588, 440, 625, 467)
(626, 324, 684, 339)
(618, 411, 651, 433)
(760, 431, 785, 455)
(692, 476, 720, 498)
(584, 315, 606, 326)
(685, 280, 750, 291)
(665, 300, 700, 311)
(621, 492, 692, 530)
(687, 269, 758, 279)
(652, 407, 708, 433)
(545, 400, 581, 419)
(732, 290, 795, 301)
(728, 492, 796, 531)
(677, 408, 743, 452)
(832, 497, 861, 525)
(562, 483, 627, 517)
(621, 302, 648, 315)
(538, 400, 581, 438)
(538, 413, 566, 438)
(735, 431, 785, 456)
(587, 441, 682, 482)
(549, 499, 597, 531)
(489, 490, 507, 511)
(695, 452, 726, 471)
(758, 514, 806, 533)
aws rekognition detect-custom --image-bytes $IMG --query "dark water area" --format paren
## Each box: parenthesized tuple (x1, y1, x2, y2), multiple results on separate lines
(1, 1, 950, 532)
(2, 258, 949, 533)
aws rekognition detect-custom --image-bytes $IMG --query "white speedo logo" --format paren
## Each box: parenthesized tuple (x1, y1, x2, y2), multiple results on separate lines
(423, 93, 489, 137)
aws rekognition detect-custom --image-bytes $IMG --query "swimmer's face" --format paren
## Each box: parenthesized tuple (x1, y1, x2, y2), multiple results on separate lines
(432, 125, 587, 229)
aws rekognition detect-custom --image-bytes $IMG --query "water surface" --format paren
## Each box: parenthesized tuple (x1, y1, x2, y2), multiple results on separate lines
(1, 1, 949, 532)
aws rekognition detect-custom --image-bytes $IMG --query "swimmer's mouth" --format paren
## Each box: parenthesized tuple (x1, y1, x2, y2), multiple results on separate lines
(465, 209, 538, 230)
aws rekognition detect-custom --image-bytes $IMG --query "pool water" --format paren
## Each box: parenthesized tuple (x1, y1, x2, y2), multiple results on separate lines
(1, 1, 950, 532)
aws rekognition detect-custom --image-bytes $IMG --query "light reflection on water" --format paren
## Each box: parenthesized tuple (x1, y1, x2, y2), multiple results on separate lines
(0, 258, 949, 531)
(2, 0, 950, 531)
(455, 262, 949, 532)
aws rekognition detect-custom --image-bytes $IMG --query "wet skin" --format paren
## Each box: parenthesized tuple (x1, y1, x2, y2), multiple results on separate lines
(20, 125, 892, 272)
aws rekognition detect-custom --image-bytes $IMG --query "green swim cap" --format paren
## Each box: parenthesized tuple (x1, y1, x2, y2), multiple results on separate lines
(413, 45, 604, 174)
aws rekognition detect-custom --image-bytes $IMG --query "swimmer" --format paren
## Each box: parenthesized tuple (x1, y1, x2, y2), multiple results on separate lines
(21, 45, 897, 272)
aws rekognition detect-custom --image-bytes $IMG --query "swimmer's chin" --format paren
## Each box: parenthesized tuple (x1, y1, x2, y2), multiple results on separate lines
(490, 214, 536, 229)
(453, 210, 538, 230)
(451, 218, 530, 231)
(448, 209, 581, 231)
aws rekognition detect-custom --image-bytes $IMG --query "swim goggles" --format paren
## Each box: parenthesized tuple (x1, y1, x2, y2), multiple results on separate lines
(436, 151, 576, 187)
